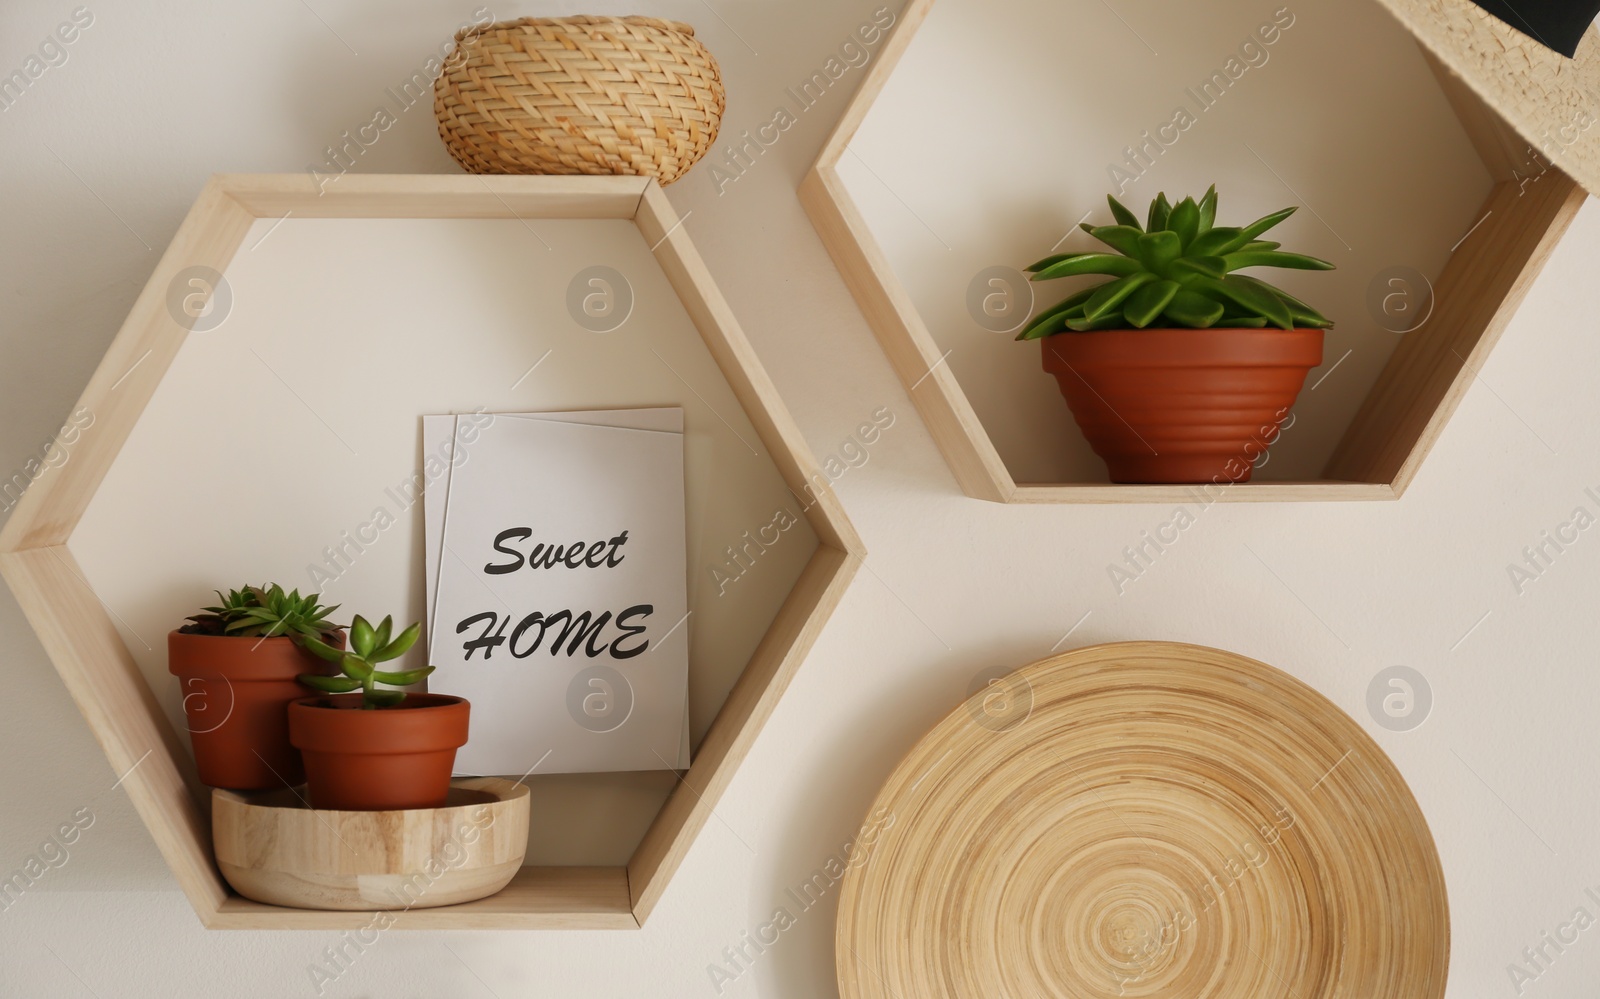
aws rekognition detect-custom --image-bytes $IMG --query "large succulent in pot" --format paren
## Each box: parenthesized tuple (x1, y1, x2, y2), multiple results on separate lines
(180, 584, 341, 642)
(1018, 188, 1335, 339)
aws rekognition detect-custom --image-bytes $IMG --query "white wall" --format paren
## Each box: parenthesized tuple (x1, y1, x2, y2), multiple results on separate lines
(840, 0, 1491, 483)
(1, 0, 1597, 997)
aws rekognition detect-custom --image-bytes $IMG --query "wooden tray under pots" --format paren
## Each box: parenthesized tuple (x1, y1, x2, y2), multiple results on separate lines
(213, 777, 528, 911)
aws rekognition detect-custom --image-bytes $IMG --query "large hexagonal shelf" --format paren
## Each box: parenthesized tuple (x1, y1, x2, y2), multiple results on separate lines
(0, 174, 863, 928)
(802, 0, 1599, 502)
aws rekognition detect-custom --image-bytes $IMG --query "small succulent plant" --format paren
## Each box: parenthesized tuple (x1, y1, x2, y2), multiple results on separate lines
(1018, 187, 1335, 339)
(181, 584, 341, 641)
(299, 615, 433, 709)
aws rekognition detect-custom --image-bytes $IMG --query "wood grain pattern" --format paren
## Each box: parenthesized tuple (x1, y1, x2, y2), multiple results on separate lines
(837, 642, 1448, 999)
(1324, 173, 1585, 488)
(810, 0, 936, 168)
(1011, 481, 1395, 504)
(799, 0, 1590, 503)
(628, 544, 860, 922)
(0, 546, 225, 915)
(216, 173, 650, 220)
(798, 164, 1013, 502)
(207, 866, 637, 930)
(0, 179, 253, 553)
(799, 0, 1013, 502)
(0, 173, 862, 929)
(1418, 47, 1533, 181)
(213, 778, 529, 911)
(636, 181, 866, 555)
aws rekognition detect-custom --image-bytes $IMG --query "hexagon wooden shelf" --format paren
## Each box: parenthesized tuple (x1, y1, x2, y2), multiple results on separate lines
(801, 0, 1597, 503)
(0, 174, 863, 929)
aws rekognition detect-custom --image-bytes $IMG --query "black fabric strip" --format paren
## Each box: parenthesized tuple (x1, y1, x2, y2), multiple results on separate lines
(1466, 0, 1599, 57)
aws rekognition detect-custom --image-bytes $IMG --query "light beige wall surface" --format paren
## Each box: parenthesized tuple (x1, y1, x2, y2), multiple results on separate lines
(840, 0, 1492, 483)
(1, 0, 1597, 996)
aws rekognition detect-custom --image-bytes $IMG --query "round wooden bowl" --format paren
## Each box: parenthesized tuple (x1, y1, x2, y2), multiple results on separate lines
(213, 777, 528, 911)
(837, 642, 1448, 999)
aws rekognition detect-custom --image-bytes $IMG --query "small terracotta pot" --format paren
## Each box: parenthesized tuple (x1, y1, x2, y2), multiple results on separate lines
(168, 631, 343, 790)
(288, 694, 470, 811)
(1041, 328, 1323, 484)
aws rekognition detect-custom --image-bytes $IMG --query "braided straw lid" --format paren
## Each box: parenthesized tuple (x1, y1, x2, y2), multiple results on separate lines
(837, 642, 1448, 999)
(1376, 0, 1600, 194)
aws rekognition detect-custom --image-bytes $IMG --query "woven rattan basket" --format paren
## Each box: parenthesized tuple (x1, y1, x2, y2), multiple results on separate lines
(434, 16, 725, 183)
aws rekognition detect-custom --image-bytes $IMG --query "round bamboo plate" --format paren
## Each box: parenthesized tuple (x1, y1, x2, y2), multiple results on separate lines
(213, 777, 528, 911)
(836, 642, 1448, 999)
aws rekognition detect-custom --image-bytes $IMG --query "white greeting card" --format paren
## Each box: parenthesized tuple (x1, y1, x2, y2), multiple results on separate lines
(422, 409, 690, 775)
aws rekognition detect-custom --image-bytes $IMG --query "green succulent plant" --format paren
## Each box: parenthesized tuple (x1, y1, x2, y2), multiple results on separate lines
(299, 614, 433, 709)
(181, 584, 341, 641)
(1017, 187, 1335, 340)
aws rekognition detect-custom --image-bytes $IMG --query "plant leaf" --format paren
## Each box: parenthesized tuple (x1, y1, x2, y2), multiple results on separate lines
(373, 622, 421, 663)
(1083, 224, 1145, 259)
(1147, 193, 1172, 232)
(351, 615, 375, 658)
(1190, 276, 1295, 329)
(341, 654, 375, 681)
(1084, 271, 1159, 322)
(1168, 197, 1201, 248)
(1240, 206, 1298, 241)
(1024, 251, 1079, 273)
(1197, 186, 1217, 233)
(365, 689, 406, 707)
(1233, 274, 1335, 328)
(371, 665, 435, 686)
(1064, 313, 1128, 331)
(298, 674, 361, 693)
(1123, 279, 1182, 328)
(1170, 257, 1228, 281)
(1031, 254, 1144, 281)
(1222, 250, 1336, 272)
(373, 615, 393, 651)
(1137, 231, 1181, 271)
(300, 634, 347, 663)
(1017, 288, 1098, 340)
(1161, 290, 1226, 328)
(1187, 227, 1246, 257)
(1107, 195, 1143, 231)
(1015, 312, 1072, 341)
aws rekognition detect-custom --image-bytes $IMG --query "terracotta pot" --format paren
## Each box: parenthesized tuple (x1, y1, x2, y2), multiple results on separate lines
(1041, 328, 1323, 484)
(168, 631, 343, 790)
(288, 694, 470, 811)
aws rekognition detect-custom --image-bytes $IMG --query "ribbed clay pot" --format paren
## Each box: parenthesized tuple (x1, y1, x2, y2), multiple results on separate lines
(288, 693, 470, 811)
(168, 632, 343, 790)
(1041, 328, 1323, 484)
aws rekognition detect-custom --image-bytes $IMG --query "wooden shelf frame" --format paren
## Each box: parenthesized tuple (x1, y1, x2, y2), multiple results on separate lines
(800, 0, 1591, 504)
(0, 173, 865, 930)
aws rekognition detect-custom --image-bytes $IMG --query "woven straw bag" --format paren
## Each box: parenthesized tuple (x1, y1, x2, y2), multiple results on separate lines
(434, 16, 725, 183)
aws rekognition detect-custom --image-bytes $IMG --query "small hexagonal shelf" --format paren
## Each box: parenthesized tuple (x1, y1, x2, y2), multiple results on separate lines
(802, 0, 1598, 503)
(0, 174, 863, 929)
